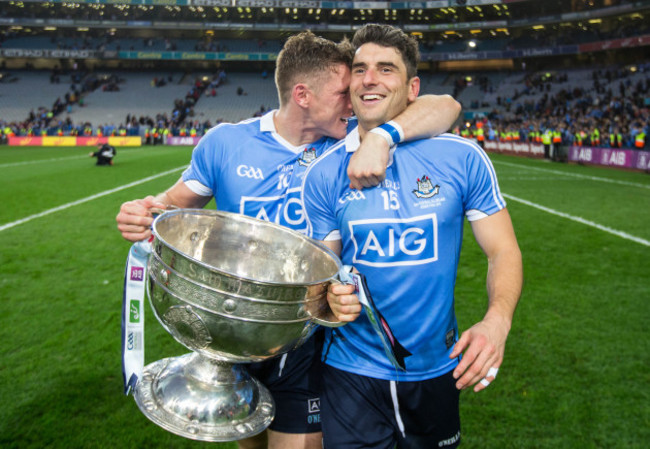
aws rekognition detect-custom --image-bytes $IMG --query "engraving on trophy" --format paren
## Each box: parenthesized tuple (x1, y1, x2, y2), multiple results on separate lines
(163, 305, 212, 349)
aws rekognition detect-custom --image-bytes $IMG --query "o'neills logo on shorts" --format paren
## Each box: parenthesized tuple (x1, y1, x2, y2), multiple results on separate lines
(308, 398, 320, 413)
(438, 431, 460, 447)
(307, 398, 321, 424)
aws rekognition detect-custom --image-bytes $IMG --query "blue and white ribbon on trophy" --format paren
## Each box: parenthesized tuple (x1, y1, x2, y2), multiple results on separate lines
(121, 239, 152, 395)
(338, 266, 412, 372)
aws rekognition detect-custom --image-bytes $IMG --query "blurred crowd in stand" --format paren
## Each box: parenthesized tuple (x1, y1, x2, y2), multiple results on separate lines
(0, 69, 240, 143)
(454, 64, 650, 153)
(1, 65, 647, 151)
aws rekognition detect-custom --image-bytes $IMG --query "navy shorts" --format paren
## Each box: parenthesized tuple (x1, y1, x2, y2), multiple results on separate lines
(321, 365, 461, 449)
(247, 328, 324, 434)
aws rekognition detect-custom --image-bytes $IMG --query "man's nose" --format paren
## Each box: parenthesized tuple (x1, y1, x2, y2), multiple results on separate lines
(363, 68, 378, 85)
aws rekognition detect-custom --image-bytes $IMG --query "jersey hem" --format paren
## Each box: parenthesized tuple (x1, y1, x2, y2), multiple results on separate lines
(323, 359, 459, 382)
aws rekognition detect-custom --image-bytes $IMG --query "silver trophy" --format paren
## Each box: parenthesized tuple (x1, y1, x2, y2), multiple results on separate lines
(133, 209, 344, 441)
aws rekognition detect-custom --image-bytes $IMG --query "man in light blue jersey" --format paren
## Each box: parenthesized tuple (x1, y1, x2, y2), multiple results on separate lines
(302, 24, 523, 449)
(116, 31, 460, 449)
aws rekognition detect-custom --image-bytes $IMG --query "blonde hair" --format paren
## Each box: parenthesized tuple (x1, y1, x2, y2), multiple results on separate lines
(275, 31, 354, 107)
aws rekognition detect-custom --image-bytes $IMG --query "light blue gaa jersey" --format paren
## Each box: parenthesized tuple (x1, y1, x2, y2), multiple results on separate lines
(302, 128, 506, 382)
(182, 110, 339, 233)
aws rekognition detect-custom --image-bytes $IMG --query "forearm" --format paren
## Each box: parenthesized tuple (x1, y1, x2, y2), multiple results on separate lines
(154, 178, 212, 209)
(392, 94, 461, 140)
(483, 244, 523, 331)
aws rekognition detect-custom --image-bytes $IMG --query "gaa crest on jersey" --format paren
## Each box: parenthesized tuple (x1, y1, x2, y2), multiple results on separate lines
(412, 174, 440, 199)
(298, 147, 317, 166)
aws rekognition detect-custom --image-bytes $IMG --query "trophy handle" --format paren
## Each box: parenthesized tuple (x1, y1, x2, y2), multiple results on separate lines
(308, 278, 348, 328)
(149, 205, 179, 216)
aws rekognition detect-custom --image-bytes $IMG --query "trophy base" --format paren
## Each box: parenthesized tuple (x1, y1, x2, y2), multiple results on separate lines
(134, 352, 275, 442)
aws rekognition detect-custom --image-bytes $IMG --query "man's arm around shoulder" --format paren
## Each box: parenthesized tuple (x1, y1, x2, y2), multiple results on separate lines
(348, 94, 461, 189)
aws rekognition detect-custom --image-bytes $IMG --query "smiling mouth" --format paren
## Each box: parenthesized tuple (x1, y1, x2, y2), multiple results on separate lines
(361, 94, 384, 101)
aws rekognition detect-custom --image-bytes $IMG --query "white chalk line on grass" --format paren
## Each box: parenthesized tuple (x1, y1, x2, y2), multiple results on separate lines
(0, 155, 88, 168)
(503, 193, 650, 247)
(0, 166, 186, 232)
(2, 165, 648, 248)
(493, 160, 650, 190)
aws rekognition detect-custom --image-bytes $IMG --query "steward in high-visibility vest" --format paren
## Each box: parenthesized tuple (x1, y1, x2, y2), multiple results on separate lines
(552, 130, 561, 144)
(190, 127, 197, 137)
(460, 128, 470, 139)
(179, 127, 187, 137)
(542, 129, 552, 159)
(575, 132, 583, 146)
(97, 128, 103, 137)
(635, 132, 646, 149)
(475, 127, 484, 146)
(610, 133, 623, 148)
(591, 128, 600, 147)
(57, 128, 63, 136)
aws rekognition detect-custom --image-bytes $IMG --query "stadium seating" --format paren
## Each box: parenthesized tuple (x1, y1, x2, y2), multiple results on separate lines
(0, 70, 70, 122)
(63, 72, 190, 126)
(192, 72, 279, 123)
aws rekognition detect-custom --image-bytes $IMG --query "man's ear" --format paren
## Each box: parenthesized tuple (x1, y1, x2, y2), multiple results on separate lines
(292, 83, 311, 108)
(408, 76, 420, 103)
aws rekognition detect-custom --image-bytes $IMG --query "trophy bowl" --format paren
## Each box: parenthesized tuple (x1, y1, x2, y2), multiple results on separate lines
(133, 209, 343, 442)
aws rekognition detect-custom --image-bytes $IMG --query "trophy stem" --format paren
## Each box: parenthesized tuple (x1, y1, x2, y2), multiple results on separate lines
(134, 352, 275, 442)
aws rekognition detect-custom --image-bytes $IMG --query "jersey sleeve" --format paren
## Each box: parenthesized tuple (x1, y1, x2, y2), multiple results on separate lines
(302, 155, 341, 241)
(181, 127, 225, 197)
(464, 143, 506, 221)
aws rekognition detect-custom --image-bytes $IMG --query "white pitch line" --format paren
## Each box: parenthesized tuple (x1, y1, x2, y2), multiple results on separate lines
(0, 155, 87, 168)
(503, 193, 650, 247)
(0, 166, 186, 232)
(493, 160, 650, 189)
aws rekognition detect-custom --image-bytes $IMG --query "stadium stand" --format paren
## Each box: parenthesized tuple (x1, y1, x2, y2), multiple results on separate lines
(0, 0, 648, 154)
(63, 72, 191, 127)
(0, 70, 71, 122)
(192, 72, 278, 124)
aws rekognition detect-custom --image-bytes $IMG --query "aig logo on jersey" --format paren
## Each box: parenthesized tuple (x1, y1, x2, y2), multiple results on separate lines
(348, 214, 438, 267)
(237, 164, 264, 180)
(240, 188, 307, 232)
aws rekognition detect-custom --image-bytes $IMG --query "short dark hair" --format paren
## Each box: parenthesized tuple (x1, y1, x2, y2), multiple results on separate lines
(275, 30, 354, 107)
(351, 24, 420, 80)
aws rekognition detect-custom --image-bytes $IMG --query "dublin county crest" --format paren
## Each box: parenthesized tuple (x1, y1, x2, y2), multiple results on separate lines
(412, 175, 440, 198)
(298, 147, 317, 166)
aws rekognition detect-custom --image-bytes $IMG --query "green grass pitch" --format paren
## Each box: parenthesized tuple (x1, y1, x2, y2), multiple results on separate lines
(0, 145, 648, 448)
